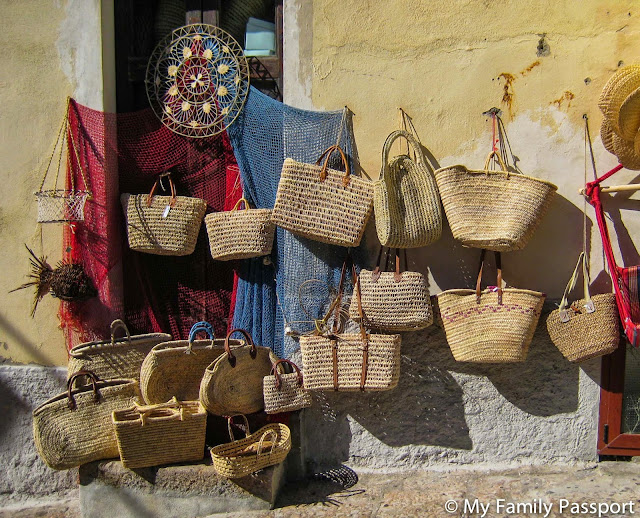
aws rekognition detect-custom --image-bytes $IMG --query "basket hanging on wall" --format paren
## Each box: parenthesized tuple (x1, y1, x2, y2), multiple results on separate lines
(146, 23, 250, 138)
(35, 101, 92, 223)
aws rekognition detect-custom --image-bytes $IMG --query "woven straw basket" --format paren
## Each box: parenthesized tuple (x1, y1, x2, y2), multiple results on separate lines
(33, 371, 141, 470)
(546, 253, 619, 362)
(68, 320, 171, 384)
(139, 322, 235, 404)
(112, 398, 207, 469)
(437, 251, 545, 363)
(272, 145, 374, 247)
(121, 174, 207, 256)
(211, 416, 291, 479)
(374, 130, 442, 248)
(434, 151, 557, 252)
(348, 249, 432, 332)
(205, 197, 275, 261)
(200, 329, 279, 416)
(263, 359, 312, 414)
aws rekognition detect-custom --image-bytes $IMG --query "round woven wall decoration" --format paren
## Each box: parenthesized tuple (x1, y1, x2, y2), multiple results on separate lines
(146, 24, 250, 138)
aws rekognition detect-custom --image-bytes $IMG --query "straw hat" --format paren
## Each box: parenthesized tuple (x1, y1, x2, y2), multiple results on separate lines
(613, 133, 640, 170)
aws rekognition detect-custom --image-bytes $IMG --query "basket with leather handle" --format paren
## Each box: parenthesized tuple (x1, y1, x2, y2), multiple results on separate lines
(139, 321, 233, 404)
(434, 151, 556, 252)
(374, 129, 442, 248)
(349, 247, 432, 332)
(546, 252, 619, 362)
(262, 359, 312, 414)
(205, 197, 275, 261)
(199, 328, 279, 416)
(112, 397, 207, 469)
(437, 250, 545, 363)
(68, 319, 171, 385)
(33, 370, 141, 470)
(210, 415, 291, 479)
(272, 145, 374, 247)
(121, 172, 207, 256)
(299, 254, 402, 391)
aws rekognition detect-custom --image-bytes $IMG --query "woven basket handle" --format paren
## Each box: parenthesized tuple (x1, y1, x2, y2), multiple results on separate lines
(227, 414, 250, 441)
(270, 359, 303, 388)
(225, 328, 257, 367)
(256, 429, 278, 456)
(110, 319, 132, 346)
(380, 130, 427, 180)
(315, 145, 350, 186)
(147, 172, 177, 208)
(475, 249, 503, 305)
(66, 369, 100, 410)
(231, 197, 251, 211)
(187, 321, 216, 354)
(483, 151, 509, 173)
(558, 252, 595, 321)
(133, 397, 183, 425)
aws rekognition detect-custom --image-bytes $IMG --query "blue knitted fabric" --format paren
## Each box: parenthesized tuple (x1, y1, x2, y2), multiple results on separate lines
(227, 87, 355, 357)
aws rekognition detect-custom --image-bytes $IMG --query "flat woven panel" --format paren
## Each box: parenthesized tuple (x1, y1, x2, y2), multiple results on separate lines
(546, 293, 619, 362)
(121, 193, 207, 256)
(33, 380, 141, 470)
(205, 209, 275, 261)
(272, 158, 374, 248)
(263, 372, 312, 414)
(348, 270, 433, 332)
(36, 190, 89, 223)
(434, 166, 556, 252)
(299, 333, 401, 391)
(113, 400, 207, 469)
(437, 289, 545, 363)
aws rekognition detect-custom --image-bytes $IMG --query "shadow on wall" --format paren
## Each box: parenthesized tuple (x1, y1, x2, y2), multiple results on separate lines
(0, 312, 54, 366)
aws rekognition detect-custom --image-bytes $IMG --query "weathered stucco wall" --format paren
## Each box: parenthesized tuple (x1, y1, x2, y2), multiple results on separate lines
(284, 0, 640, 469)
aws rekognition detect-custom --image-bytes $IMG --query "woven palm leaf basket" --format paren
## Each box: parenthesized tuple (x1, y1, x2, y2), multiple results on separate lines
(210, 415, 291, 479)
(263, 359, 312, 414)
(434, 151, 556, 252)
(112, 398, 207, 469)
(205, 197, 275, 261)
(121, 173, 207, 256)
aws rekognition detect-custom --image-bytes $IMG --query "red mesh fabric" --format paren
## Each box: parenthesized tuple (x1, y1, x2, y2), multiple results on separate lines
(61, 99, 241, 347)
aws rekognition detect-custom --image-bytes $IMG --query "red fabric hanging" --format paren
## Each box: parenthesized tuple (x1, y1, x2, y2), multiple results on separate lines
(60, 99, 242, 348)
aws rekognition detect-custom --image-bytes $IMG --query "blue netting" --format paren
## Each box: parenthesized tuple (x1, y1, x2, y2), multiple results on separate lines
(227, 87, 357, 357)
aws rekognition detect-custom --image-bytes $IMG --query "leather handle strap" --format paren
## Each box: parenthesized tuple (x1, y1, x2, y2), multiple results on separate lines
(352, 263, 369, 391)
(475, 249, 503, 305)
(225, 328, 257, 366)
(147, 172, 177, 208)
(270, 359, 303, 388)
(227, 414, 250, 441)
(110, 319, 131, 346)
(66, 370, 100, 410)
(315, 145, 351, 186)
(372, 247, 404, 282)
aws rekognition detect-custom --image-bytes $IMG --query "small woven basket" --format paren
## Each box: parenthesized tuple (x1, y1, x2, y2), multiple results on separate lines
(348, 249, 432, 332)
(272, 145, 374, 247)
(434, 151, 557, 252)
(205, 197, 275, 261)
(437, 250, 545, 363)
(33, 371, 141, 470)
(139, 322, 233, 404)
(210, 416, 291, 479)
(112, 398, 207, 469)
(121, 173, 207, 256)
(263, 359, 312, 414)
(68, 320, 171, 384)
(374, 130, 442, 248)
(546, 253, 620, 362)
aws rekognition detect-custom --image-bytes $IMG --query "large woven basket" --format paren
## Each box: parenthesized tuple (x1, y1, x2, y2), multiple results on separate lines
(68, 320, 171, 384)
(348, 249, 432, 332)
(546, 253, 619, 362)
(121, 174, 207, 256)
(112, 398, 207, 469)
(205, 197, 275, 261)
(139, 322, 235, 404)
(263, 359, 312, 414)
(437, 250, 545, 363)
(434, 151, 557, 252)
(199, 329, 279, 416)
(374, 130, 442, 248)
(33, 371, 140, 470)
(272, 145, 374, 247)
(210, 416, 291, 479)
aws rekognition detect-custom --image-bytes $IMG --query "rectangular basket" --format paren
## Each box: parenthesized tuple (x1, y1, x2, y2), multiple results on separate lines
(36, 190, 89, 223)
(112, 399, 207, 469)
(263, 359, 312, 414)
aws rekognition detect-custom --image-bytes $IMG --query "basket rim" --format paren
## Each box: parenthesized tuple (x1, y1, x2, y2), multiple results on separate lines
(433, 164, 558, 190)
(69, 333, 172, 357)
(148, 338, 245, 355)
(35, 189, 91, 198)
(113, 400, 205, 424)
(437, 288, 545, 298)
(210, 423, 291, 458)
